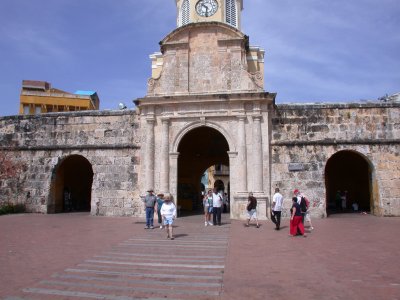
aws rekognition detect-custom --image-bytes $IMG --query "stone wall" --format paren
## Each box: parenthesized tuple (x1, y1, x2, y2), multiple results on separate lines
(1, 101, 399, 218)
(270, 102, 400, 217)
(0, 110, 142, 216)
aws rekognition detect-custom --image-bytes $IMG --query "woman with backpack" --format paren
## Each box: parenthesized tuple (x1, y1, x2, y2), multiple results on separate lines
(289, 197, 306, 237)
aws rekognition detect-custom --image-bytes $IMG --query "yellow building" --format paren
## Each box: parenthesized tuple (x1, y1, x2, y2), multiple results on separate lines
(19, 80, 100, 115)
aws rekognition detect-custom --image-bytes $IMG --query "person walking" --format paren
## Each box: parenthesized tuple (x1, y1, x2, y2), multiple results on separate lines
(304, 210, 314, 230)
(203, 190, 213, 226)
(290, 197, 306, 237)
(212, 188, 223, 226)
(160, 194, 177, 240)
(271, 188, 283, 230)
(143, 188, 157, 229)
(245, 192, 260, 228)
(156, 193, 164, 229)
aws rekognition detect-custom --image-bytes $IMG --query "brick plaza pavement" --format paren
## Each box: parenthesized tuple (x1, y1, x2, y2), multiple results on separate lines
(0, 212, 399, 300)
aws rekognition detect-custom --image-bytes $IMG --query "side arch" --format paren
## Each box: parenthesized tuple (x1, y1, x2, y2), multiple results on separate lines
(48, 154, 94, 213)
(324, 149, 378, 215)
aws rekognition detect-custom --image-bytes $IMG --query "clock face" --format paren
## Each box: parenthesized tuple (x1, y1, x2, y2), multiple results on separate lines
(196, 0, 218, 17)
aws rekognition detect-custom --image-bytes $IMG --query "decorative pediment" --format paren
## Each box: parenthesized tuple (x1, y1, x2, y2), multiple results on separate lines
(147, 22, 264, 97)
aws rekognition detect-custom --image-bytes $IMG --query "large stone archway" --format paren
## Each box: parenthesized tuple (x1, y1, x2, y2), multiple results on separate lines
(176, 126, 229, 213)
(325, 150, 375, 215)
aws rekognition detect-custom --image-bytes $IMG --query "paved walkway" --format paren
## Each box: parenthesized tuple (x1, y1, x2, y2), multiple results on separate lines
(0, 213, 399, 300)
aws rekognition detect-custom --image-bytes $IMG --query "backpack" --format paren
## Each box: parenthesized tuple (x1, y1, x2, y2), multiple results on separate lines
(300, 197, 309, 213)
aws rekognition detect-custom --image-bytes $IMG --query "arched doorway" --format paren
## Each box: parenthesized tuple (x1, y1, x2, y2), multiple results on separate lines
(51, 155, 93, 213)
(325, 150, 372, 215)
(177, 126, 229, 215)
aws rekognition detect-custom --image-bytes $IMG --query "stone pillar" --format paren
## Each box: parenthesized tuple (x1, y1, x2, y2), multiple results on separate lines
(237, 115, 247, 192)
(160, 118, 170, 193)
(170, 152, 179, 203)
(145, 117, 155, 190)
(252, 115, 263, 192)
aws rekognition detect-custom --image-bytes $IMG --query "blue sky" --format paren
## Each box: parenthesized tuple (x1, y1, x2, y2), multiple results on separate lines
(0, 0, 399, 116)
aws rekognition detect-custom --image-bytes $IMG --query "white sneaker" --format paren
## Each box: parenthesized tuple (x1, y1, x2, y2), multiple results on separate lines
(204, 221, 208, 226)
(160, 225, 163, 229)
(208, 221, 213, 226)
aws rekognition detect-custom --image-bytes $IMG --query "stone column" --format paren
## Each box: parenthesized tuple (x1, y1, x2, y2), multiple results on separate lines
(237, 115, 247, 192)
(169, 152, 179, 203)
(145, 117, 155, 190)
(252, 115, 263, 192)
(160, 118, 170, 193)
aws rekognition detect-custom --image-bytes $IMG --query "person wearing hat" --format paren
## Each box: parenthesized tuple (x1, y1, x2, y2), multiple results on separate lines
(160, 193, 177, 240)
(143, 188, 157, 229)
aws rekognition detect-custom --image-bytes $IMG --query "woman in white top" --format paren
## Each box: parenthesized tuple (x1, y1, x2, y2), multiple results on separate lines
(160, 194, 177, 240)
(203, 190, 213, 226)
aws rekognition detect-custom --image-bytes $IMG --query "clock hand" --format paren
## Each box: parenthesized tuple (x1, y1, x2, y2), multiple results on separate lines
(201, 3, 208, 15)
(205, 4, 210, 16)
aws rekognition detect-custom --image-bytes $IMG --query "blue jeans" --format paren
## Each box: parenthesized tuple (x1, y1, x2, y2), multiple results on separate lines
(145, 207, 154, 227)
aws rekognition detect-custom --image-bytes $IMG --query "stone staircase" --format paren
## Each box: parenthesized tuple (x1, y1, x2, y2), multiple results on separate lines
(6, 215, 230, 300)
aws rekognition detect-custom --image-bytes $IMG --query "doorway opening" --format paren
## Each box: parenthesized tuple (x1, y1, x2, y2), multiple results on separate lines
(51, 155, 93, 213)
(202, 164, 230, 213)
(325, 150, 372, 215)
(177, 126, 229, 215)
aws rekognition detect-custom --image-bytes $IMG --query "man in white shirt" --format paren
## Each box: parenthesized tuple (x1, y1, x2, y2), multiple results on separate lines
(271, 188, 283, 230)
(212, 188, 223, 226)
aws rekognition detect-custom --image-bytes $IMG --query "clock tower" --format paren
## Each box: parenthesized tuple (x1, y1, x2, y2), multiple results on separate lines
(136, 0, 275, 221)
(176, 0, 243, 29)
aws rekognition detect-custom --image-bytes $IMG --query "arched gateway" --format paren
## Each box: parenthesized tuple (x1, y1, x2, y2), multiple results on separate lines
(176, 126, 229, 213)
(49, 155, 93, 213)
(325, 150, 376, 215)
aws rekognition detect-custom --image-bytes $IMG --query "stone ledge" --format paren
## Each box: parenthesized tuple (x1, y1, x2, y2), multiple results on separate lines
(0, 144, 140, 151)
(276, 101, 400, 110)
(271, 139, 400, 146)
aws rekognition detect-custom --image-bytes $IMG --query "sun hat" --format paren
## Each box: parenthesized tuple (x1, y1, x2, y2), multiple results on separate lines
(164, 194, 172, 201)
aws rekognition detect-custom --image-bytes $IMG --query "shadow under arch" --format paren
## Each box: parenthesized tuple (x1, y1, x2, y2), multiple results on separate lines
(176, 126, 230, 215)
(49, 154, 94, 213)
(325, 150, 376, 216)
(172, 121, 236, 153)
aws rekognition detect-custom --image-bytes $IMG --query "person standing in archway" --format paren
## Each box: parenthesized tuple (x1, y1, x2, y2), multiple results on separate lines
(63, 187, 72, 212)
(203, 190, 213, 226)
(341, 191, 348, 211)
(212, 188, 223, 226)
